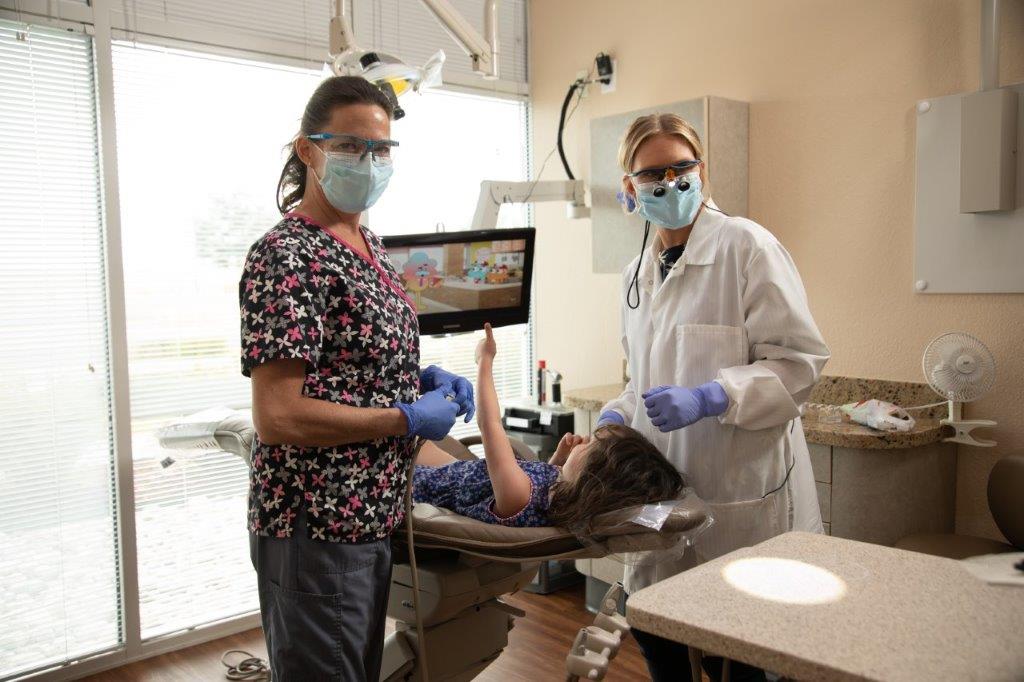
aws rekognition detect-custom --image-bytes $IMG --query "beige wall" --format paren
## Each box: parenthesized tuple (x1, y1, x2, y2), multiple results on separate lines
(529, 0, 1024, 541)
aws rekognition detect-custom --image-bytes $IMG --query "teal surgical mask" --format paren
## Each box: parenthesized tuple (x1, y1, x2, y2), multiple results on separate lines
(313, 147, 393, 214)
(634, 171, 703, 229)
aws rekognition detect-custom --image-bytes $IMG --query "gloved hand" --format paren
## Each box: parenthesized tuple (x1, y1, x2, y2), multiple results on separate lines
(642, 382, 729, 432)
(396, 388, 460, 440)
(420, 365, 476, 422)
(596, 410, 625, 428)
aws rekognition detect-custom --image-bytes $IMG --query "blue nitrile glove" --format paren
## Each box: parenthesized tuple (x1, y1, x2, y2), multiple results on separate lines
(396, 388, 460, 440)
(420, 365, 476, 422)
(596, 410, 625, 428)
(642, 381, 730, 433)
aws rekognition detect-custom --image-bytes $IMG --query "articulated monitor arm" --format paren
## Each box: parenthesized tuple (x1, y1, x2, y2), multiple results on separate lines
(471, 179, 589, 230)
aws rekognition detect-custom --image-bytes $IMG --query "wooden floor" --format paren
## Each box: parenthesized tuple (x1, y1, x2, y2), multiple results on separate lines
(82, 584, 651, 681)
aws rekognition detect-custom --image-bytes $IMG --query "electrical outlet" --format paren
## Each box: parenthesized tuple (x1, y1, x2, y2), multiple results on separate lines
(600, 59, 617, 94)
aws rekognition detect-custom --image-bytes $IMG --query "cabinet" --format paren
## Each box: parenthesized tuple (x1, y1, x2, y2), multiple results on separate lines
(810, 442, 957, 546)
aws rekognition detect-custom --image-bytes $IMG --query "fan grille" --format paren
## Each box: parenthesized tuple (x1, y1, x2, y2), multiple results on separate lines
(922, 332, 996, 403)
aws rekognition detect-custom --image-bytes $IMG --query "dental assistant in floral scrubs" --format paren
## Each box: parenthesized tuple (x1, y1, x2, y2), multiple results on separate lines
(238, 76, 475, 682)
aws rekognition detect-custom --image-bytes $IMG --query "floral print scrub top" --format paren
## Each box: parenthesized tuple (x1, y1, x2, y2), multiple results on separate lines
(412, 459, 561, 527)
(239, 212, 420, 543)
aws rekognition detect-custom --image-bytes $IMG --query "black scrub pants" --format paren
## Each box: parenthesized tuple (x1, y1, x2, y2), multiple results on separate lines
(250, 509, 393, 682)
(632, 628, 768, 682)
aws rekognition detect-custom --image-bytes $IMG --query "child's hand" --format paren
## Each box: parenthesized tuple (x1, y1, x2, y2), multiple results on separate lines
(475, 323, 497, 364)
(550, 433, 588, 466)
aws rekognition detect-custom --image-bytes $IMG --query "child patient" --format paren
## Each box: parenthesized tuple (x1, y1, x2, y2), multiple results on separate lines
(413, 324, 684, 528)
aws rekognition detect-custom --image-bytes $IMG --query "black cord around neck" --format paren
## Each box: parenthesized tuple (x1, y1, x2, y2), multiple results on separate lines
(701, 201, 728, 216)
(626, 220, 651, 310)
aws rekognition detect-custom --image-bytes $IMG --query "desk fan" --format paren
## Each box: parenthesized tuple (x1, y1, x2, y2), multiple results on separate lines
(922, 332, 997, 447)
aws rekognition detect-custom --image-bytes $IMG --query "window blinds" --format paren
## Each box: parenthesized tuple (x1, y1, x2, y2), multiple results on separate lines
(110, 41, 322, 640)
(369, 87, 530, 233)
(112, 0, 330, 63)
(0, 20, 122, 680)
(107, 0, 527, 91)
(421, 324, 531, 442)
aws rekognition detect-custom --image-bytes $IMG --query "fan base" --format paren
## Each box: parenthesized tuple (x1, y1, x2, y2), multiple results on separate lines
(941, 418, 997, 447)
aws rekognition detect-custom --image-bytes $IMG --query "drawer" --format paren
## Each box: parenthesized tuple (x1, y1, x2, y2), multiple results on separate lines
(808, 443, 832, 483)
(816, 481, 831, 524)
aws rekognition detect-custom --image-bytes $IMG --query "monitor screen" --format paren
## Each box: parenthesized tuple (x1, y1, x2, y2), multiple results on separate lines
(383, 227, 535, 336)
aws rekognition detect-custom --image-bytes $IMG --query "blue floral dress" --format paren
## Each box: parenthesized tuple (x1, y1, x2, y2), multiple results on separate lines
(412, 459, 560, 527)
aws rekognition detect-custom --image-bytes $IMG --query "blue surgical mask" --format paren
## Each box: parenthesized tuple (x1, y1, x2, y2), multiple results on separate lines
(635, 172, 703, 229)
(314, 148, 393, 214)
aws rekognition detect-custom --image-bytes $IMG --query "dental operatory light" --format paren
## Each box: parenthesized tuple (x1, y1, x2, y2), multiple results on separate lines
(328, 0, 500, 118)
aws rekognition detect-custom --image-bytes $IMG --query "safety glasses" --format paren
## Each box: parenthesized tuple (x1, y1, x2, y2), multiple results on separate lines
(628, 159, 701, 185)
(306, 133, 399, 162)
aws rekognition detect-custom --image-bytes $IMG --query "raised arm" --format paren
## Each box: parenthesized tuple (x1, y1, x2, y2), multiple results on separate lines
(475, 324, 533, 518)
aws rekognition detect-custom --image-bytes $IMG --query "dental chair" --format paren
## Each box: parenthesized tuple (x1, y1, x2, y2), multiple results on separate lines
(896, 454, 1024, 559)
(157, 411, 710, 681)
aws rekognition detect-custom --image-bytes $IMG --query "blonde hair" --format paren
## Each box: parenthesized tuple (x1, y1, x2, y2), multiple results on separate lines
(618, 113, 709, 199)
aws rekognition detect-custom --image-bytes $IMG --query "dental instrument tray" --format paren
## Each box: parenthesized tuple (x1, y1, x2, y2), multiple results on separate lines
(382, 227, 535, 335)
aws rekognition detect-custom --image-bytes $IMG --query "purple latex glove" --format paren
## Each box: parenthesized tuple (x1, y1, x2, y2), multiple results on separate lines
(596, 410, 625, 428)
(420, 364, 475, 422)
(642, 382, 729, 432)
(396, 388, 460, 440)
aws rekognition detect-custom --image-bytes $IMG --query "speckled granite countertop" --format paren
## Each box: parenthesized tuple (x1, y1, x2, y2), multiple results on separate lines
(563, 383, 625, 412)
(804, 376, 949, 449)
(563, 376, 950, 450)
(626, 532, 1024, 681)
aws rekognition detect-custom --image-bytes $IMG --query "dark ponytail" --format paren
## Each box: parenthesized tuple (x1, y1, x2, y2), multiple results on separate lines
(276, 76, 395, 214)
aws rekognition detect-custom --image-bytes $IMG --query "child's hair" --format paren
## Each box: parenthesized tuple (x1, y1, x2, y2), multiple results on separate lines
(546, 424, 684, 529)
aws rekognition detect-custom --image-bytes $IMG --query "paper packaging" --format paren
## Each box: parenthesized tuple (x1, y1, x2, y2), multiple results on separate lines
(840, 399, 916, 433)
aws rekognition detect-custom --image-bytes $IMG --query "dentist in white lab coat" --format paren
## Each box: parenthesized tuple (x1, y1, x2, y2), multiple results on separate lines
(599, 112, 829, 682)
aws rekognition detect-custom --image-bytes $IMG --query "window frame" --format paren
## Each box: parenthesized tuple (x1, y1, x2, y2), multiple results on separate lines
(0, 1, 533, 680)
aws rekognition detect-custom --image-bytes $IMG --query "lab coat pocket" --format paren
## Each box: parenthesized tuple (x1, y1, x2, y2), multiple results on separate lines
(695, 485, 790, 564)
(674, 324, 746, 386)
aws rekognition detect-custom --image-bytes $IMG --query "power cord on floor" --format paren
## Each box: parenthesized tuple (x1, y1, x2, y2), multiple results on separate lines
(221, 649, 270, 681)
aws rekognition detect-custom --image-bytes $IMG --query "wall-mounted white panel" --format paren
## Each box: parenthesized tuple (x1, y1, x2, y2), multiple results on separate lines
(914, 84, 1024, 293)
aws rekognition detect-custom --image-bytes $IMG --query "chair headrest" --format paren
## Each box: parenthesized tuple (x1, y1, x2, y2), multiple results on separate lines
(989, 455, 1024, 549)
(156, 410, 254, 463)
(404, 493, 710, 562)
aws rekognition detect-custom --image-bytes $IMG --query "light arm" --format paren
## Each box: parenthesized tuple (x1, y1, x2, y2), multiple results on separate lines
(420, 0, 498, 78)
(471, 179, 589, 230)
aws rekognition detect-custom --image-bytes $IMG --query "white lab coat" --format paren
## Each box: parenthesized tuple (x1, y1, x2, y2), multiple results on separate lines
(602, 204, 830, 594)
